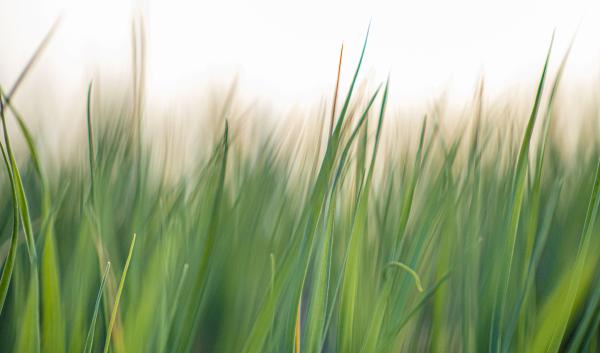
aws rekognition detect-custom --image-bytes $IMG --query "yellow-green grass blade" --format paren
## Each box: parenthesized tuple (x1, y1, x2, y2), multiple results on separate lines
(15, 271, 42, 353)
(500, 180, 562, 353)
(304, 195, 336, 353)
(338, 79, 388, 353)
(103, 233, 136, 353)
(83, 262, 111, 353)
(41, 214, 66, 353)
(539, 160, 600, 353)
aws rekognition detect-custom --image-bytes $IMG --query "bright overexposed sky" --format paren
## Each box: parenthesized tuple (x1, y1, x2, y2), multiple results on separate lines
(0, 0, 599, 112)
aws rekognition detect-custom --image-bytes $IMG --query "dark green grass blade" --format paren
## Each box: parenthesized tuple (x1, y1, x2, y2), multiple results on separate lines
(332, 24, 371, 138)
(0, 89, 37, 262)
(174, 122, 229, 353)
(3, 103, 44, 184)
(0, 141, 19, 314)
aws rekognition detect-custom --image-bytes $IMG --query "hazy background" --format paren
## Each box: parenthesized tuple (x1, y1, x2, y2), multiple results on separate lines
(0, 0, 599, 126)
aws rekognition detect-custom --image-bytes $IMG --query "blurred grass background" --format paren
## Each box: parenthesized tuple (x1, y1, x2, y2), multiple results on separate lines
(0, 20, 600, 353)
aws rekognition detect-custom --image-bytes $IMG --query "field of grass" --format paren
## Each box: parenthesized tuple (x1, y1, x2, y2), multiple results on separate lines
(1, 24, 600, 353)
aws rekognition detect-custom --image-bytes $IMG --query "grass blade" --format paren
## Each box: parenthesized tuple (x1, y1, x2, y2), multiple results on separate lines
(83, 262, 111, 353)
(103, 234, 136, 353)
(0, 141, 19, 314)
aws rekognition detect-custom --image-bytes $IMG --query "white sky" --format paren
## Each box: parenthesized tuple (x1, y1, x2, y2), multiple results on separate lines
(0, 0, 599, 112)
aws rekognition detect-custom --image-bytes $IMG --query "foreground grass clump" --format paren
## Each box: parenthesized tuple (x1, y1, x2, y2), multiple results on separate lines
(1, 30, 600, 353)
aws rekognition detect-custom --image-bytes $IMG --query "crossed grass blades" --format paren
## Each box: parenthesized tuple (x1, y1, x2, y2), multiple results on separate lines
(1, 18, 600, 353)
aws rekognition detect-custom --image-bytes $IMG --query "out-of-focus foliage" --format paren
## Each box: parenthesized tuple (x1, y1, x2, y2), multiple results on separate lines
(0, 29, 600, 353)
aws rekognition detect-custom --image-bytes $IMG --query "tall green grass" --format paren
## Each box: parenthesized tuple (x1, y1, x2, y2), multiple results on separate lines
(1, 23, 600, 353)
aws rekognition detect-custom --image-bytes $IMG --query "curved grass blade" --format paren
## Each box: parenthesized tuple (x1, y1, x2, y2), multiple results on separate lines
(0, 89, 37, 262)
(3, 103, 44, 184)
(386, 261, 423, 292)
(0, 142, 19, 314)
